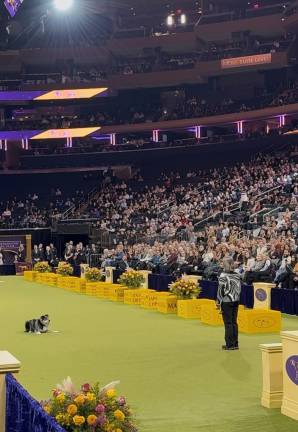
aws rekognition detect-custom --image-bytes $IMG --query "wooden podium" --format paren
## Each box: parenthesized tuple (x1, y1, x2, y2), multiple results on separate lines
(139, 270, 151, 288)
(281, 331, 298, 421)
(105, 267, 115, 284)
(260, 343, 283, 408)
(253, 282, 275, 310)
(80, 264, 89, 279)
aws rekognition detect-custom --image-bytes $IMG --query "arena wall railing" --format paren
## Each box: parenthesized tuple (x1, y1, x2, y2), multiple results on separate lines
(0, 351, 52, 432)
(5, 373, 64, 432)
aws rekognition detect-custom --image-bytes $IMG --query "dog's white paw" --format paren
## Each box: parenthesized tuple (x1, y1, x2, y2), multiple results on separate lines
(36, 332, 41, 335)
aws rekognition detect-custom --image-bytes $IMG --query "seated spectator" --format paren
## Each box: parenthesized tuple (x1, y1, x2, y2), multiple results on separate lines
(244, 253, 272, 284)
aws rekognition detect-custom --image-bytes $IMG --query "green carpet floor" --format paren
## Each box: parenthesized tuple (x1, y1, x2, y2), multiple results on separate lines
(0, 277, 297, 432)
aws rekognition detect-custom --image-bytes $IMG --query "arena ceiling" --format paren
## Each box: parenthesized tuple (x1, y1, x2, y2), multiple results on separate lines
(0, 0, 292, 49)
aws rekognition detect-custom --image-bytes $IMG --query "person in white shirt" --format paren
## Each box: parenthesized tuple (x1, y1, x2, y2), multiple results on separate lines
(274, 253, 292, 284)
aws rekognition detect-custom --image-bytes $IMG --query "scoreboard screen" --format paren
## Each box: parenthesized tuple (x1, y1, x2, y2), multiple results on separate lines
(4, 0, 24, 17)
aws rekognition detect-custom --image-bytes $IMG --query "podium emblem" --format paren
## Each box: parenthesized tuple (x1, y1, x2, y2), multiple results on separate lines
(253, 316, 275, 328)
(255, 288, 267, 302)
(286, 355, 298, 385)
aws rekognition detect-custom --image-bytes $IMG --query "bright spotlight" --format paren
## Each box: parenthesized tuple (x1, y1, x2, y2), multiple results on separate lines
(180, 13, 187, 24)
(54, 0, 73, 11)
(167, 14, 174, 26)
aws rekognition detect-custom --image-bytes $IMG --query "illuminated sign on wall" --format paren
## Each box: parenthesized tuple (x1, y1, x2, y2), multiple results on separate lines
(4, 0, 24, 17)
(31, 127, 101, 140)
(0, 88, 109, 102)
(221, 53, 272, 69)
(34, 88, 108, 101)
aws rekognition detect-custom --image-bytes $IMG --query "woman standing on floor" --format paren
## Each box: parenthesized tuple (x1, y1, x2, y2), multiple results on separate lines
(217, 257, 242, 351)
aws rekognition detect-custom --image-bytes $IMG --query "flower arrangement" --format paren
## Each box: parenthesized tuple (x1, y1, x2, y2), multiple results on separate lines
(34, 261, 51, 273)
(169, 278, 201, 299)
(118, 270, 145, 289)
(85, 267, 103, 282)
(56, 262, 73, 277)
(42, 377, 138, 432)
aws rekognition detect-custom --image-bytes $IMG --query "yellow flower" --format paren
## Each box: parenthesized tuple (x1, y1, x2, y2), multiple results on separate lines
(86, 392, 96, 402)
(74, 394, 86, 405)
(106, 389, 116, 398)
(56, 393, 65, 403)
(87, 414, 97, 426)
(67, 404, 78, 416)
(44, 405, 51, 414)
(55, 413, 65, 423)
(114, 409, 125, 421)
(115, 429, 123, 432)
(73, 415, 86, 426)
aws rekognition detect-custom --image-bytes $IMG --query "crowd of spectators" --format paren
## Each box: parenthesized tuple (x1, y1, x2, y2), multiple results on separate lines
(2, 78, 298, 135)
(2, 145, 297, 287)
(28, 197, 298, 289)
(0, 170, 113, 228)
(84, 150, 298, 288)
(0, 188, 85, 229)
(2, 146, 297, 233)
(77, 148, 297, 246)
(0, 30, 294, 93)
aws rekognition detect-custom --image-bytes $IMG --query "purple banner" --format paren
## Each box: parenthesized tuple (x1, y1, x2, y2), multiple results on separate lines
(4, 0, 24, 17)
(0, 91, 44, 101)
(0, 131, 40, 140)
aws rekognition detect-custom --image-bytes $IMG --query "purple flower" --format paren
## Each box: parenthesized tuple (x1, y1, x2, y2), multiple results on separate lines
(117, 396, 126, 406)
(95, 404, 106, 414)
(81, 383, 91, 392)
(96, 415, 107, 427)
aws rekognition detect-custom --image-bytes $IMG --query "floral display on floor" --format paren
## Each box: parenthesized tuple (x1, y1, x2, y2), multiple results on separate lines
(56, 262, 74, 277)
(42, 377, 138, 432)
(34, 261, 51, 273)
(169, 278, 201, 299)
(118, 270, 145, 289)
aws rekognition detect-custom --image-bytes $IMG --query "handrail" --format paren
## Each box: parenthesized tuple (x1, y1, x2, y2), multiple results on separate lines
(226, 201, 241, 211)
(254, 184, 282, 200)
(59, 218, 100, 223)
(262, 206, 283, 221)
(157, 199, 176, 215)
(60, 204, 76, 220)
(250, 207, 270, 220)
(226, 184, 282, 216)
(194, 210, 221, 229)
(61, 185, 100, 221)
(195, 183, 284, 228)
(76, 186, 99, 214)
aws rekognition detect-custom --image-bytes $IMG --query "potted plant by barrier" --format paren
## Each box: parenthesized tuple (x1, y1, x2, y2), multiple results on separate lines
(34, 261, 51, 273)
(56, 262, 74, 277)
(56, 262, 74, 289)
(41, 377, 138, 431)
(33, 261, 52, 283)
(84, 268, 104, 296)
(119, 270, 145, 306)
(170, 279, 203, 319)
(118, 270, 145, 289)
(85, 268, 104, 282)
